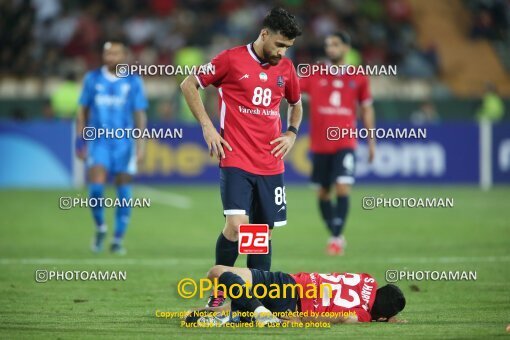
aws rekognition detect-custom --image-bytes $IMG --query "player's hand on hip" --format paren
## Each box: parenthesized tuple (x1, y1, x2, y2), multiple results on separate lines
(270, 131, 296, 159)
(202, 124, 232, 159)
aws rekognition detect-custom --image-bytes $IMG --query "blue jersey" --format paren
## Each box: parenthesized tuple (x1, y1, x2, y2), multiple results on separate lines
(79, 66, 147, 175)
(79, 66, 147, 131)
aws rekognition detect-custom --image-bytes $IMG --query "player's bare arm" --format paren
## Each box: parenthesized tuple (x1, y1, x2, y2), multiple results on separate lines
(75, 105, 89, 160)
(270, 101, 303, 159)
(361, 103, 376, 163)
(180, 75, 232, 159)
(134, 109, 147, 163)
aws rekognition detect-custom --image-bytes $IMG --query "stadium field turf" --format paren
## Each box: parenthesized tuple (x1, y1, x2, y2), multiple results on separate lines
(0, 185, 508, 339)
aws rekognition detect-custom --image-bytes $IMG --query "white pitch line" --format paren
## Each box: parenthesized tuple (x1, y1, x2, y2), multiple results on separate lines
(135, 185, 191, 209)
(0, 256, 508, 266)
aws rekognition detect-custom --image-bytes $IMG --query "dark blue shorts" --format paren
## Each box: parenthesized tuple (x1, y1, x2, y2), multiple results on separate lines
(220, 167, 287, 229)
(311, 149, 355, 189)
(248, 269, 297, 313)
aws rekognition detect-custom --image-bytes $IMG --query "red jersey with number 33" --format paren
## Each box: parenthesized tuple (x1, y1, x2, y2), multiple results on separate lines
(300, 67, 372, 154)
(196, 44, 301, 175)
(290, 272, 377, 322)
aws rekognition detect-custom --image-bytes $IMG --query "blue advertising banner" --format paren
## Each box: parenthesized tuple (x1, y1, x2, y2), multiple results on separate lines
(349, 123, 480, 184)
(492, 124, 510, 183)
(0, 121, 73, 188)
(0, 120, 507, 188)
(137, 122, 481, 184)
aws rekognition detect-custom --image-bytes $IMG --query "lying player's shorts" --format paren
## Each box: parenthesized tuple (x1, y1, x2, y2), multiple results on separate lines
(245, 269, 298, 313)
(86, 140, 137, 175)
(220, 167, 286, 229)
(311, 149, 355, 188)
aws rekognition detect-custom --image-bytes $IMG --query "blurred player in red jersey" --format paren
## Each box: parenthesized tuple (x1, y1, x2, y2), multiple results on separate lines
(300, 32, 376, 255)
(180, 8, 303, 307)
(185, 265, 406, 326)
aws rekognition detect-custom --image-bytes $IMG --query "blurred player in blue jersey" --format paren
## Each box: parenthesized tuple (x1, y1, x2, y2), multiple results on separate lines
(75, 40, 148, 254)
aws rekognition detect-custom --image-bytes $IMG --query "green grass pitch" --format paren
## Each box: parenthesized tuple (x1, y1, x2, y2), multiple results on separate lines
(0, 185, 509, 339)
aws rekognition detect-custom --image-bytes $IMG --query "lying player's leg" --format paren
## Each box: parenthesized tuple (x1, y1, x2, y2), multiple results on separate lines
(192, 265, 284, 326)
(207, 265, 253, 283)
(210, 266, 298, 319)
(209, 214, 248, 309)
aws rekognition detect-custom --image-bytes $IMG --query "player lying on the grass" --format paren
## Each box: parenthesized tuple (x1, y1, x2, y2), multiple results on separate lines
(185, 265, 406, 326)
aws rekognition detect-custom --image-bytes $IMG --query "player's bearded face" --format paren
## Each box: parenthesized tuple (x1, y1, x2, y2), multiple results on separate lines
(263, 32, 294, 66)
(325, 36, 348, 64)
(103, 43, 126, 72)
(262, 46, 281, 66)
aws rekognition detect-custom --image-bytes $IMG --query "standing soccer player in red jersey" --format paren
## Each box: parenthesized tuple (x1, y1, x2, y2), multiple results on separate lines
(180, 8, 303, 307)
(300, 32, 376, 256)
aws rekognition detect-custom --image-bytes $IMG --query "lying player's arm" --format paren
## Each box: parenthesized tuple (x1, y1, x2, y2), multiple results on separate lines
(134, 109, 147, 163)
(270, 101, 303, 159)
(360, 104, 376, 163)
(180, 76, 232, 159)
(75, 105, 89, 160)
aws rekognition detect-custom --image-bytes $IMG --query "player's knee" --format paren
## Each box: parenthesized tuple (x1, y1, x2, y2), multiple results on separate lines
(223, 215, 248, 241)
(318, 187, 331, 200)
(207, 265, 228, 279)
(115, 173, 132, 185)
(335, 183, 351, 196)
(88, 166, 107, 183)
(223, 224, 238, 241)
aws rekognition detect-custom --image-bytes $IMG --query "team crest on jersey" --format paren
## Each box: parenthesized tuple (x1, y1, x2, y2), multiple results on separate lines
(276, 75, 284, 87)
(259, 72, 268, 82)
(349, 80, 356, 88)
(333, 80, 343, 88)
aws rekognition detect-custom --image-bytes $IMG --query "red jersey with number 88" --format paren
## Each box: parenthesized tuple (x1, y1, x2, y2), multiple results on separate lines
(290, 272, 377, 322)
(196, 44, 301, 175)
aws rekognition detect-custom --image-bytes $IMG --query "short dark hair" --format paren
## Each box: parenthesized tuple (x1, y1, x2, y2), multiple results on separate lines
(371, 284, 406, 320)
(103, 39, 127, 50)
(262, 7, 302, 40)
(330, 31, 351, 46)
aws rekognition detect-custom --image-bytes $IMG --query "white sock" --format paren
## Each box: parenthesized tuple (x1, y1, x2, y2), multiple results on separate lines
(98, 224, 107, 233)
(253, 306, 272, 319)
